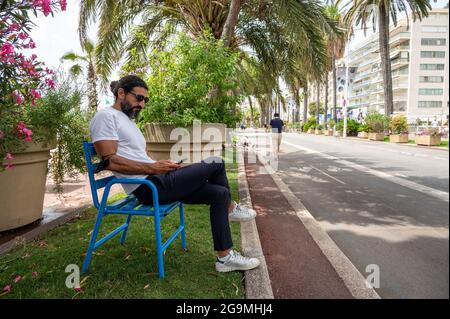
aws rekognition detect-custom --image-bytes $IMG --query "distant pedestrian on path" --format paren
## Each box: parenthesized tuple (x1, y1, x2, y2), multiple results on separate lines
(270, 113, 284, 153)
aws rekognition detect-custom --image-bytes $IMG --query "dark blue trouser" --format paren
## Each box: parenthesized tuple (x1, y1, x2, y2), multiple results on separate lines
(132, 157, 233, 251)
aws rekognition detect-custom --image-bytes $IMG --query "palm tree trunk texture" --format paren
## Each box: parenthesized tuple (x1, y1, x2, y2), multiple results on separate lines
(316, 81, 320, 124)
(221, 0, 241, 47)
(324, 73, 328, 126)
(332, 54, 337, 123)
(248, 96, 254, 126)
(87, 62, 98, 113)
(378, 2, 394, 116)
(303, 82, 308, 125)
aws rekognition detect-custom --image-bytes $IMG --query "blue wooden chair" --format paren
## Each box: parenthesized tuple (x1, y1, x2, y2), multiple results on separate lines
(82, 141, 187, 278)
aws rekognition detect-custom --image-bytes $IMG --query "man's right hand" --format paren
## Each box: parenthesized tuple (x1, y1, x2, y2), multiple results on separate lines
(149, 160, 181, 174)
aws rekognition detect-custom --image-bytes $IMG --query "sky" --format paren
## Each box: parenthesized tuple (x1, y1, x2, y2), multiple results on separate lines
(28, 0, 449, 108)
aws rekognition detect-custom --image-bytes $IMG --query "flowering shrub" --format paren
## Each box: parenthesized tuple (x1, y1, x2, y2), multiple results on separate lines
(0, 0, 66, 170)
(416, 128, 444, 137)
(389, 114, 409, 135)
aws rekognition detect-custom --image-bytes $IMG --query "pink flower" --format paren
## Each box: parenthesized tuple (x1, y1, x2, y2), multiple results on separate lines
(12, 91, 24, 105)
(31, 54, 37, 61)
(13, 275, 22, 283)
(32, 272, 39, 278)
(45, 78, 55, 89)
(5, 153, 13, 161)
(1, 42, 14, 56)
(7, 23, 20, 32)
(18, 32, 29, 40)
(30, 89, 41, 99)
(60, 0, 67, 11)
(2, 285, 11, 293)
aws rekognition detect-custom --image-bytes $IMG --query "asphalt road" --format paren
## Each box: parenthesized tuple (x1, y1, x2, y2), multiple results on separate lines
(248, 131, 449, 299)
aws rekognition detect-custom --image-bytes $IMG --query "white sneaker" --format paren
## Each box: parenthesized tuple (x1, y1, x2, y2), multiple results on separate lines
(229, 203, 257, 222)
(215, 250, 260, 272)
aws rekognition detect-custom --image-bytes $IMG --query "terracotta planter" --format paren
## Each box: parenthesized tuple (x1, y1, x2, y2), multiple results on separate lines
(358, 132, 369, 138)
(324, 129, 333, 136)
(144, 122, 226, 162)
(0, 141, 54, 232)
(390, 134, 409, 143)
(368, 132, 385, 141)
(415, 135, 441, 146)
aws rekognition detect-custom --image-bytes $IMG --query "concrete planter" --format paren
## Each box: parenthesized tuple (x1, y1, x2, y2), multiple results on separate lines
(314, 129, 323, 135)
(335, 131, 343, 137)
(358, 132, 369, 138)
(144, 122, 226, 162)
(307, 128, 315, 134)
(390, 134, 409, 143)
(368, 132, 385, 141)
(0, 141, 54, 232)
(415, 135, 441, 146)
(324, 129, 333, 136)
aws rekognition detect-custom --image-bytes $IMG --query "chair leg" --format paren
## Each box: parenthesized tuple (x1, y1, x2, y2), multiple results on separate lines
(82, 212, 104, 273)
(120, 215, 132, 245)
(179, 204, 187, 250)
(154, 212, 164, 278)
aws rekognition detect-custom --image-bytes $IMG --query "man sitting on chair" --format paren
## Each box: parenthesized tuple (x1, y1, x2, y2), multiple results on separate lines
(89, 75, 260, 273)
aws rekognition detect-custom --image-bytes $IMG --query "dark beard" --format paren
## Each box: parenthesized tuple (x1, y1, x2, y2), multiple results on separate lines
(120, 100, 142, 120)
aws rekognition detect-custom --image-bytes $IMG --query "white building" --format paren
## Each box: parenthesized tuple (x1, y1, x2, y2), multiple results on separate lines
(328, 8, 449, 124)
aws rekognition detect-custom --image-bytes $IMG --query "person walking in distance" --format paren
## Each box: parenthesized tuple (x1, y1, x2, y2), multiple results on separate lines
(270, 113, 284, 153)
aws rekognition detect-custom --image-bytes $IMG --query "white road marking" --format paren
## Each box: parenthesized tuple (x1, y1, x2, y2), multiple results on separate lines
(283, 140, 449, 203)
(311, 165, 347, 185)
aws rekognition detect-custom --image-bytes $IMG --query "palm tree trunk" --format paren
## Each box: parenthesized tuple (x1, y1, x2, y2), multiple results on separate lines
(303, 81, 308, 125)
(316, 81, 320, 124)
(221, 0, 241, 47)
(248, 96, 254, 126)
(325, 73, 329, 126)
(332, 54, 337, 123)
(87, 62, 98, 114)
(379, 2, 394, 116)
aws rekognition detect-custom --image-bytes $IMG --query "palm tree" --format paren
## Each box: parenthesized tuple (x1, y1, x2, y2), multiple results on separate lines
(61, 39, 99, 113)
(78, 0, 333, 90)
(325, 2, 347, 123)
(341, 0, 431, 116)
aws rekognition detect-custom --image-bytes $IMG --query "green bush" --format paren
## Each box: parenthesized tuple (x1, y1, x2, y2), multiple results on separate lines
(358, 123, 370, 132)
(389, 114, 409, 134)
(336, 119, 360, 136)
(27, 74, 90, 193)
(365, 112, 390, 133)
(303, 117, 317, 131)
(138, 32, 242, 128)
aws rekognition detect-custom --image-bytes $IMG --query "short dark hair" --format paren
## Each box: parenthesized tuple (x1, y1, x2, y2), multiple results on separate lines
(110, 75, 148, 98)
(274, 113, 279, 117)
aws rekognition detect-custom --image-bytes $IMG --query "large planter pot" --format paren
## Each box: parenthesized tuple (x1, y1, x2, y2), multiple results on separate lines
(307, 128, 315, 134)
(368, 132, 385, 141)
(358, 131, 369, 139)
(144, 122, 226, 162)
(324, 129, 333, 136)
(0, 141, 54, 232)
(390, 134, 409, 143)
(415, 135, 441, 146)
(314, 129, 323, 135)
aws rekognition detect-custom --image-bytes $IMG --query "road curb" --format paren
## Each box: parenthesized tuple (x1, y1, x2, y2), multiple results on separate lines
(255, 151, 380, 299)
(237, 147, 274, 299)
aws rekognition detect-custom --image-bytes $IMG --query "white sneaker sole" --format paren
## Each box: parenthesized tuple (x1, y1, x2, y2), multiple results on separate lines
(215, 261, 261, 272)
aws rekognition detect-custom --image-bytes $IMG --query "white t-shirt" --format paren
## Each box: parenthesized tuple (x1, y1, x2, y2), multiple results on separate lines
(89, 107, 155, 194)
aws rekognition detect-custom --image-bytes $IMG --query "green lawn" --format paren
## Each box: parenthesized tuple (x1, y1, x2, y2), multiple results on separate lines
(0, 163, 244, 299)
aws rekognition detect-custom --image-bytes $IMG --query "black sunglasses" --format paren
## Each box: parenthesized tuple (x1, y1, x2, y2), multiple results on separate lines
(128, 91, 149, 103)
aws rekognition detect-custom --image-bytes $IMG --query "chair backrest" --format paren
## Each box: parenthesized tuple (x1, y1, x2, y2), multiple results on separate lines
(83, 141, 115, 210)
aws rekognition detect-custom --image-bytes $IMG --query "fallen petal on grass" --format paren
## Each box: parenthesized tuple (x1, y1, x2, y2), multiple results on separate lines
(13, 275, 22, 283)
